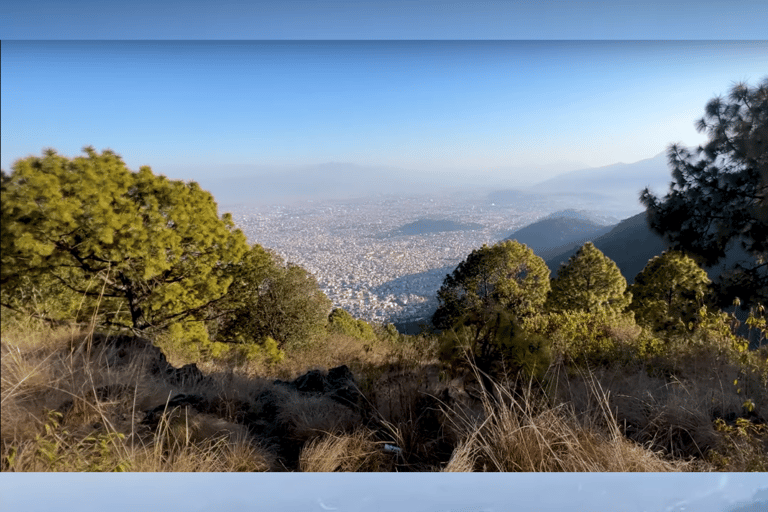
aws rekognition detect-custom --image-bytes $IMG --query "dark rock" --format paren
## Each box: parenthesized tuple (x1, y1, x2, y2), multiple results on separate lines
(272, 365, 362, 408)
(74, 333, 213, 388)
(168, 363, 206, 387)
(142, 393, 211, 430)
(293, 369, 326, 393)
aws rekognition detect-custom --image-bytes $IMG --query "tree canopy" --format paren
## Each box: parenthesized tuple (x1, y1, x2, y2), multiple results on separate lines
(432, 240, 550, 329)
(628, 250, 712, 334)
(546, 242, 631, 315)
(1, 147, 248, 331)
(640, 78, 768, 308)
(212, 245, 332, 348)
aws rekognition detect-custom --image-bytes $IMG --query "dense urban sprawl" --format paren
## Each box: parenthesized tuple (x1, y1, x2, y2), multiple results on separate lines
(228, 194, 556, 325)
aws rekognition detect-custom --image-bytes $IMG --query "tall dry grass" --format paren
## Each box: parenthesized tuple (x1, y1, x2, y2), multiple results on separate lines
(3, 304, 766, 472)
(440, 364, 692, 472)
(1, 316, 275, 472)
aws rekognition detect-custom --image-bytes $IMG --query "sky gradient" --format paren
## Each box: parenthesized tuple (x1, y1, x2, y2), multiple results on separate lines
(2, 0, 768, 40)
(3, 41, 766, 185)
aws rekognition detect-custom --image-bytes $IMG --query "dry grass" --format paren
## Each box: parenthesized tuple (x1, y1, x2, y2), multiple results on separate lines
(440, 366, 689, 472)
(299, 429, 387, 472)
(3, 309, 766, 472)
(1, 319, 276, 472)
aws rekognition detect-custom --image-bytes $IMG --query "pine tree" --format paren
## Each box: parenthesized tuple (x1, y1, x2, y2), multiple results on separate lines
(640, 78, 768, 309)
(629, 250, 712, 333)
(546, 242, 631, 315)
(1, 147, 248, 331)
(432, 240, 550, 329)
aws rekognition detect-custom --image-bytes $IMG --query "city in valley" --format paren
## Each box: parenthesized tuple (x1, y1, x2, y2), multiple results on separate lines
(226, 193, 574, 329)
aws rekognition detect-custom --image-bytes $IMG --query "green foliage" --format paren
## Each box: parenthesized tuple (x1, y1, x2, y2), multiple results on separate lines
(327, 308, 376, 341)
(15, 409, 131, 472)
(438, 307, 552, 380)
(1, 147, 248, 331)
(432, 240, 550, 329)
(546, 242, 631, 315)
(745, 303, 767, 347)
(709, 417, 768, 472)
(212, 245, 332, 348)
(640, 78, 768, 309)
(383, 323, 401, 342)
(629, 250, 712, 334)
(627, 328, 667, 361)
(160, 320, 284, 365)
(527, 309, 638, 368)
(252, 336, 286, 364)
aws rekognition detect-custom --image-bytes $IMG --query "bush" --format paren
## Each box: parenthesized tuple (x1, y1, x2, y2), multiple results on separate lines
(212, 245, 332, 349)
(158, 320, 284, 365)
(438, 307, 552, 381)
(327, 308, 376, 341)
(526, 309, 638, 368)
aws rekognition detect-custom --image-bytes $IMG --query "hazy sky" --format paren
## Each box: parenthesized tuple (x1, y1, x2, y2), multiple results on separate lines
(3, 41, 766, 184)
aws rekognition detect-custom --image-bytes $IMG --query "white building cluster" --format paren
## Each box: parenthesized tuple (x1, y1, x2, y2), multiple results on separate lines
(228, 194, 551, 325)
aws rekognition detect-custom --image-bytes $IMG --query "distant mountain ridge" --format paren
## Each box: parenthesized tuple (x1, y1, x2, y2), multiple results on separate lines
(542, 211, 753, 285)
(505, 210, 615, 260)
(196, 151, 676, 211)
(488, 150, 677, 219)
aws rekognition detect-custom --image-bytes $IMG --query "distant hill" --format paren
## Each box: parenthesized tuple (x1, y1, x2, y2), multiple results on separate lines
(544, 212, 671, 283)
(544, 211, 753, 285)
(393, 219, 483, 236)
(522, 151, 674, 218)
(505, 210, 615, 260)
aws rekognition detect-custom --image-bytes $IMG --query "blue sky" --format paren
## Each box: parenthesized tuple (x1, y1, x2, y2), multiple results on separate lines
(3, 41, 766, 184)
(2, 0, 768, 40)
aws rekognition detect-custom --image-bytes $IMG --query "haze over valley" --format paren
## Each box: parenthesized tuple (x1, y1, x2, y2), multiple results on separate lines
(220, 151, 677, 330)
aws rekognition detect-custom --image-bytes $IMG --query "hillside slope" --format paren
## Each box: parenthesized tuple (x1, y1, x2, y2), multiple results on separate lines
(505, 210, 615, 261)
(545, 212, 755, 286)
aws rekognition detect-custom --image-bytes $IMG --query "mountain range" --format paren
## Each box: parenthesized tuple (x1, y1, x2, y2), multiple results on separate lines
(196, 151, 675, 212)
(516, 150, 673, 219)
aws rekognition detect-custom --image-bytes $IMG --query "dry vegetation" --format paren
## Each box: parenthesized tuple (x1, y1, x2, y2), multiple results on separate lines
(2, 307, 767, 473)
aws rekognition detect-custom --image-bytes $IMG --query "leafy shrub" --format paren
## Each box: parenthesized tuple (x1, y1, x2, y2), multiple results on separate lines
(212, 245, 332, 349)
(158, 320, 284, 365)
(327, 308, 376, 341)
(525, 309, 638, 368)
(438, 307, 551, 380)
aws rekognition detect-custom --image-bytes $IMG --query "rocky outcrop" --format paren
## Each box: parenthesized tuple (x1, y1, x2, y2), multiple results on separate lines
(141, 364, 367, 470)
(72, 333, 210, 387)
